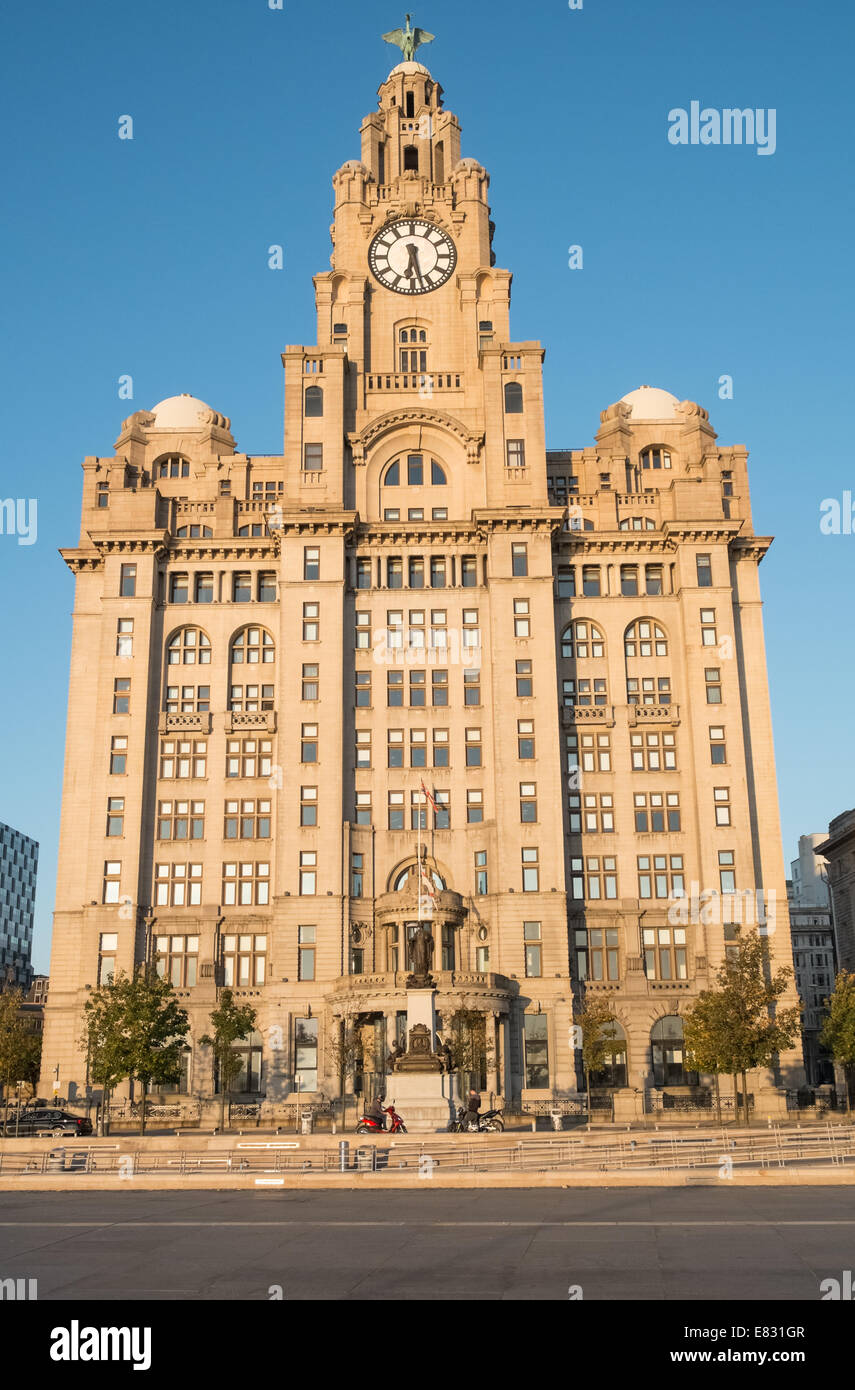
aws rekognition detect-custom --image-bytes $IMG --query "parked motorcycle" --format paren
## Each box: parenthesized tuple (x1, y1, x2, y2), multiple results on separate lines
(447, 1106, 504, 1134)
(356, 1102, 407, 1135)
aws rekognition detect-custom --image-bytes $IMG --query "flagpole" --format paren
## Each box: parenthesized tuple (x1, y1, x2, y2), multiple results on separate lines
(416, 775, 422, 926)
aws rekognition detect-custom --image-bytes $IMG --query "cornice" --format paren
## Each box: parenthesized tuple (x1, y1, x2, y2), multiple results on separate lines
(349, 407, 484, 464)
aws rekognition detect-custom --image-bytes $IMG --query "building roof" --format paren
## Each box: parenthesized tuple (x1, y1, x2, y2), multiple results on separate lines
(149, 394, 218, 430)
(619, 385, 681, 420)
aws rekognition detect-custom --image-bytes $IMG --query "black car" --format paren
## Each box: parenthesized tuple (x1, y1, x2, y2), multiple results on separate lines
(2, 1108, 92, 1138)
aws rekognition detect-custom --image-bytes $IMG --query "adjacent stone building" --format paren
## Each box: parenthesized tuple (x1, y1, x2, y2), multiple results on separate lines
(0, 822, 38, 993)
(787, 835, 834, 1086)
(40, 52, 801, 1115)
(816, 811, 855, 974)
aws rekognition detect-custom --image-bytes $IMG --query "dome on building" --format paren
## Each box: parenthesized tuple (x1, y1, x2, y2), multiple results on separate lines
(387, 61, 432, 78)
(619, 385, 681, 420)
(150, 394, 219, 430)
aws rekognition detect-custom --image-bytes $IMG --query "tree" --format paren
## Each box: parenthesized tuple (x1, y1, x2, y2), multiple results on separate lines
(443, 1009, 494, 1100)
(83, 968, 190, 1135)
(575, 993, 624, 1120)
(327, 1015, 362, 1129)
(200, 990, 257, 1133)
(820, 970, 855, 1115)
(0, 991, 29, 1127)
(682, 930, 801, 1125)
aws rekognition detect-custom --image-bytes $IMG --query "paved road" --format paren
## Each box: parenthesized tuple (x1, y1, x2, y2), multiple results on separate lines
(1, 1188, 853, 1300)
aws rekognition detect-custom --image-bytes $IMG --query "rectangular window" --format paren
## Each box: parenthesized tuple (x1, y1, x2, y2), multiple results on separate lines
(387, 729, 404, 768)
(355, 791, 372, 826)
(714, 787, 731, 826)
(620, 565, 638, 597)
(408, 556, 425, 589)
(433, 728, 449, 768)
(222, 861, 271, 906)
(301, 724, 318, 763)
(637, 855, 685, 901)
(116, 618, 134, 658)
(355, 558, 371, 590)
(98, 931, 118, 984)
(704, 667, 722, 704)
(700, 608, 717, 646)
(154, 933, 200, 988)
(466, 790, 483, 824)
(110, 735, 128, 775)
(642, 926, 687, 981)
(557, 565, 575, 599)
(515, 659, 533, 697)
(696, 553, 713, 587)
(433, 789, 450, 830)
(113, 677, 131, 714)
(351, 853, 364, 898)
(634, 792, 680, 832)
(355, 671, 371, 707)
(304, 547, 320, 581)
(154, 862, 203, 907)
(302, 602, 319, 641)
(303, 443, 323, 471)
(387, 670, 404, 706)
(719, 850, 736, 894)
(460, 556, 477, 588)
(523, 1015, 549, 1088)
(630, 731, 676, 772)
(645, 565, 663, 596)
(432, 669, 448, 706)
(430, 556, 446, 589)
(159, 799, 205, 840)
(159, 738, 207, 779)
(506, 439, 526, 468)
(169, 573, 189, 604)
(474, 851, 488, 896)
(465, 728, 482, 767)
(297, 927, 316, 982)
(524, 921, 542, 977)
(582, 566, 600, 597)
(513, 598, 531, 638)
(410, 790, 427, 831)
(575, 927, 620, 983)
(709, 726, 727, 764)
(302, 663, 319, 700)
(355, 611, 371, 649)
(355, 729, 372, 769)
(409, 729, 427, 768)
(387, 557, 403, 588)
(225, 737, 273, 779)
(409, 669, 426, 706)
(517, 719, 535, 760)
(300, 786, 318, 827)
(97, 481, 109, 508)
(520, 782, 538, 823)
(512, 543, 528, 577)
(388, 791, 404, 831)
(522, 846, 539, 892)
(233, 572, 252, 603)
(463, 669, 481, 706)
(102, 861, 121, 904)
(120, 564, 137, 597)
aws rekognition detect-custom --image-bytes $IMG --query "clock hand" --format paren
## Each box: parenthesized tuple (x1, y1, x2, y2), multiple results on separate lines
(405, 242, 426, 286)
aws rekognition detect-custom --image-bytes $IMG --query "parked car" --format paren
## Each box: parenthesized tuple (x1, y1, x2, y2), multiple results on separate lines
(2, 1109, 92, 1138)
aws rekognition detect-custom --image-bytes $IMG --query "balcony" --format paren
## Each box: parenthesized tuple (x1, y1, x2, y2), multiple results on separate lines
(225, 711, 277, 734)
(158, 712, 213, 735)
(560, 704, 615, 727)
(629, 703, 680, 726)
(365, 371, 462, 395)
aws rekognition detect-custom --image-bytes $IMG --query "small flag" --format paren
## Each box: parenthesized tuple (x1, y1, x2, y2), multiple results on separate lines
(420, 779, 439, 812)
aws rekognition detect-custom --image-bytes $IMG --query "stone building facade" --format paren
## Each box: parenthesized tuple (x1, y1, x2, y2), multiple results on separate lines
(40, 55, 801, 1115)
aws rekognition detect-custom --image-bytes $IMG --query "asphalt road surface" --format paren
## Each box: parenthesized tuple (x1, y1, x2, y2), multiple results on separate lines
(0, 1187, 852, 1300)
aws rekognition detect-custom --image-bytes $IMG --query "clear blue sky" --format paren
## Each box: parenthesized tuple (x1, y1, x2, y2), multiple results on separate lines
(1, 0, 852, 971)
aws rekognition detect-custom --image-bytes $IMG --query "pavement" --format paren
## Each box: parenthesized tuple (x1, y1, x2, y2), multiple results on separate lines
(0, 1187, 854, 1300)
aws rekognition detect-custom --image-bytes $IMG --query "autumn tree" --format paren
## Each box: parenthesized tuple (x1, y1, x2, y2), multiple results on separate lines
(820, 970, 855, 1115)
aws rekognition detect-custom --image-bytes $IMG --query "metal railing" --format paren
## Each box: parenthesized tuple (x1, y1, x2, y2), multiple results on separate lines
(3, 1125, 853, 1179)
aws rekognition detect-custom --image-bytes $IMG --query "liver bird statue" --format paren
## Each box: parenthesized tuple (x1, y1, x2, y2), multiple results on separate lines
(382, 14, 435, 62)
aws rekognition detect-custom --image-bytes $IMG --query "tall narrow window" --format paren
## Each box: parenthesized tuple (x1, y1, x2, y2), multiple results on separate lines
(120, 564, 136, 597)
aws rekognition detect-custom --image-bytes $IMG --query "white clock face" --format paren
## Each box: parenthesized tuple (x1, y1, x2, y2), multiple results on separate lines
(368, 220, 457, 294)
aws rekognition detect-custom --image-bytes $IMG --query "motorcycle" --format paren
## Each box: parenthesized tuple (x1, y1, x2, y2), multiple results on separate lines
(447, 1106, 505, 1134)
(356, 1102, 407, 1135)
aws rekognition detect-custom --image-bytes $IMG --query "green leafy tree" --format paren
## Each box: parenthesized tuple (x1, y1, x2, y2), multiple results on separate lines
(200, 990, 257, 1132)
(820, 970, 855, 1115)
(83, 968, 190, 1134)
(0, 990, 29, 1127)
(82, 974, 136, 1133)
(683, 929, 801, 1125)
(576, 993, 624, 1120)
(444, 1008, 494, 1101)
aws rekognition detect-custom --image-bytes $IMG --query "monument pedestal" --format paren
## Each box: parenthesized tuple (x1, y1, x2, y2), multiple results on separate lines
(386, 986, 455, 1132)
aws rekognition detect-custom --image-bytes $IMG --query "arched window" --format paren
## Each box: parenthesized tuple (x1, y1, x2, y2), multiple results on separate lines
(624, 619, 668, 658)
(305, 386, 323, 417)
(398, 323, 429, 372)
(561, 620, 605, 660)
(504, 381, 523, 414)
(382, 455, 446, 487)
(651, 1016, 697, 1086)
(403, 145, 419, 171)
(383, 459, 400, 486)
(640, 446, 672, 471)
(430, 459, 446, 485)
(231, 627, 275, 665)
(619, 516, 656, 531)
(175, 525, 213, 538)
(156, 455, 190, 479)
(166, 627, 211, 665)
(391, 862, 446, 893)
